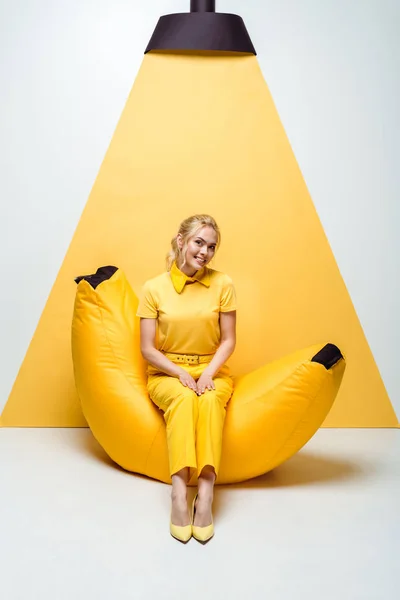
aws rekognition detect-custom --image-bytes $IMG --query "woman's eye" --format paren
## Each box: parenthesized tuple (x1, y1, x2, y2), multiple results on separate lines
(210, 246, 216, 251)
(195, 240, 201, 245)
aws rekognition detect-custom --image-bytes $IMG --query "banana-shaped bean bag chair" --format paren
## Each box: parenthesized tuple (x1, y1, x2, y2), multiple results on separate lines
(71, 266, 346, 484)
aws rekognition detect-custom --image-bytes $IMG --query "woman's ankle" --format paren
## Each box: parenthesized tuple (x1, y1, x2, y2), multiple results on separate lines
(171, 468, 189, 498)
(197, 465, 216, 501)
(171, 489, 187, 504)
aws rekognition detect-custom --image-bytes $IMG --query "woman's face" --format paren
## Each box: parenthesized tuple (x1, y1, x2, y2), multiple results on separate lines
(178, 226, 218, 275)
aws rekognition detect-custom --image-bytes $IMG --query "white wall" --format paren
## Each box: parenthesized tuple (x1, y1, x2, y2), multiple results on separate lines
(1, 0, 399, 418)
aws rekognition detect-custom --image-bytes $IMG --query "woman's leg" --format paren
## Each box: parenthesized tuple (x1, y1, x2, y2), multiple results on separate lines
(171, 467, 190, 526)
(147, 373, 198, 526)
(194, 371, 233, 527)
(194, 465, 216, 527)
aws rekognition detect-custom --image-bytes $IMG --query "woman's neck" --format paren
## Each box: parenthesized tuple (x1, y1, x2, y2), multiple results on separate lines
(178, 262, 197, 278)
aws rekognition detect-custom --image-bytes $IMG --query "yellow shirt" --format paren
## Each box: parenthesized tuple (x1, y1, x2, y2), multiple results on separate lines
(137, 262, 237, 355)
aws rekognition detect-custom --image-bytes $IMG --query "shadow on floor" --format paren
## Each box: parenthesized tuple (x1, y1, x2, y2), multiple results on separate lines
(77, 429, 364, 492)
(211, 451, 364, 517)
(75, 429, 165, 485)
(226, 451, 363, 489)
(74, 430, 128, 473)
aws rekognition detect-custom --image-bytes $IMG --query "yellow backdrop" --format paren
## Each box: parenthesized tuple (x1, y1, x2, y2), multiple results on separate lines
(1, 51, 397, 427)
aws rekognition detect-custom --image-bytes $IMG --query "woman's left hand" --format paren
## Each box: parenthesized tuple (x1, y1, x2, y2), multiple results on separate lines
(196, 370, 216, 395)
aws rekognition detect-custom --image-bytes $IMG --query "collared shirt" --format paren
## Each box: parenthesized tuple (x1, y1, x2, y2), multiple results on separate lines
(136, 262, 236, 355)
(168, 260, 211, 294)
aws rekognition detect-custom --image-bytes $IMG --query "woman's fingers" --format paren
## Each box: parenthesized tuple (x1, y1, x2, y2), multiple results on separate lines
(181, 375, 197, 392)
(180, 372, 215, 395)
(197, 383, 205, 395)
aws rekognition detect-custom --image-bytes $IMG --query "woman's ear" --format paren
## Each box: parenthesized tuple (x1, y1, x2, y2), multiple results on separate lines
(176, 233, 183, 250)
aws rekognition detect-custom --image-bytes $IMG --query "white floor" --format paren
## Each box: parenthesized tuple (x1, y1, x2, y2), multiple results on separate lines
(0, 428, 399, 600)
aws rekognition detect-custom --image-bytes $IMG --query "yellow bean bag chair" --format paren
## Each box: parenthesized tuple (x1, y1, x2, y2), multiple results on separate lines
(71, 266, 346, 484)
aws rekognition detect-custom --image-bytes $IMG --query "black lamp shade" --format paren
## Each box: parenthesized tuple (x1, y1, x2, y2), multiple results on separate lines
(145, 3, 256, 55)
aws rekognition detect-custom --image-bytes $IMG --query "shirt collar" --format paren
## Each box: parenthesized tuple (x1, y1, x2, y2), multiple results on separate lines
(170, 261, 211, 294)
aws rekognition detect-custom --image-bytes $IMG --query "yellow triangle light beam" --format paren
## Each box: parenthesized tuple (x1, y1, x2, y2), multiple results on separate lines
(1, 52, 397, 427)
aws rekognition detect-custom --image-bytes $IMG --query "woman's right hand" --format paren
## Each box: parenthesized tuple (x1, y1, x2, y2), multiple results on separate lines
(177, 368, 198, 393)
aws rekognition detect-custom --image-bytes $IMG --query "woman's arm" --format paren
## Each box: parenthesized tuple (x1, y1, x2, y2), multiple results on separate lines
(140, 318, 198, 392)
(196, 311, 236, 393)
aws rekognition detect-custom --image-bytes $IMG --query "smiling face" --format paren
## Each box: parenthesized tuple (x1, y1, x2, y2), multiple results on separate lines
(177, 225, 218, 276)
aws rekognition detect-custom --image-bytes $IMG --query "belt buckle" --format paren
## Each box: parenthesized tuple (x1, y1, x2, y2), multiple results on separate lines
(185, 354, 199, 365)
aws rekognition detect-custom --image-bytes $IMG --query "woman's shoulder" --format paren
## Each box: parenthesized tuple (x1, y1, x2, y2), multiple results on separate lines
(207, 268, 234, 285)
(142, 271, 170, 291)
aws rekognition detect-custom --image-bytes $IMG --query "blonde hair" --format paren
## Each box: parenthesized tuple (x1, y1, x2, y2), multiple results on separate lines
(166, 214, 221, 271)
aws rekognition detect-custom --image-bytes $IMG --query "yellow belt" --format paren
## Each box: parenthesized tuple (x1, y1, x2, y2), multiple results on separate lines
(163, 352, 214, 365)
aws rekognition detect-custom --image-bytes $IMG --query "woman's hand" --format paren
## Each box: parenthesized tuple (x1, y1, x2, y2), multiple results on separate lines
(177, 369, 198, 393)
(196, 370, 216, 395)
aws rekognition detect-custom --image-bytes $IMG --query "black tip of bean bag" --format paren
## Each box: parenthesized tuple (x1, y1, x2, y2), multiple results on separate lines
(311, 343, 344, 370)
(74, 266, 119, 289)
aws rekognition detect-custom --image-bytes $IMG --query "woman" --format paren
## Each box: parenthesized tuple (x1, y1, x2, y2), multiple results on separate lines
(137, 214, 236, 543)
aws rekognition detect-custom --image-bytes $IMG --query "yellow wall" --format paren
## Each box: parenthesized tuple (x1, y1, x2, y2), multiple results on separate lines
(1, 52, 397, 427)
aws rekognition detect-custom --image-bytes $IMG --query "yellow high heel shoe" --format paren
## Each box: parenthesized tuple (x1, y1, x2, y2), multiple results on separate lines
(192, 494, 214, 544)
(170, 506, 192, 543)
(170, 521, 192, 543)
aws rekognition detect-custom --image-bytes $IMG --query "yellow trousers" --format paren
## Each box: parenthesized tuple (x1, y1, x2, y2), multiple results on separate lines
(147, 356, 233, 478)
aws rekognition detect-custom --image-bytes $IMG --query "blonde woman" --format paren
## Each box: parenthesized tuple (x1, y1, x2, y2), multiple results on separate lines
(137, 214, 236, 543)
